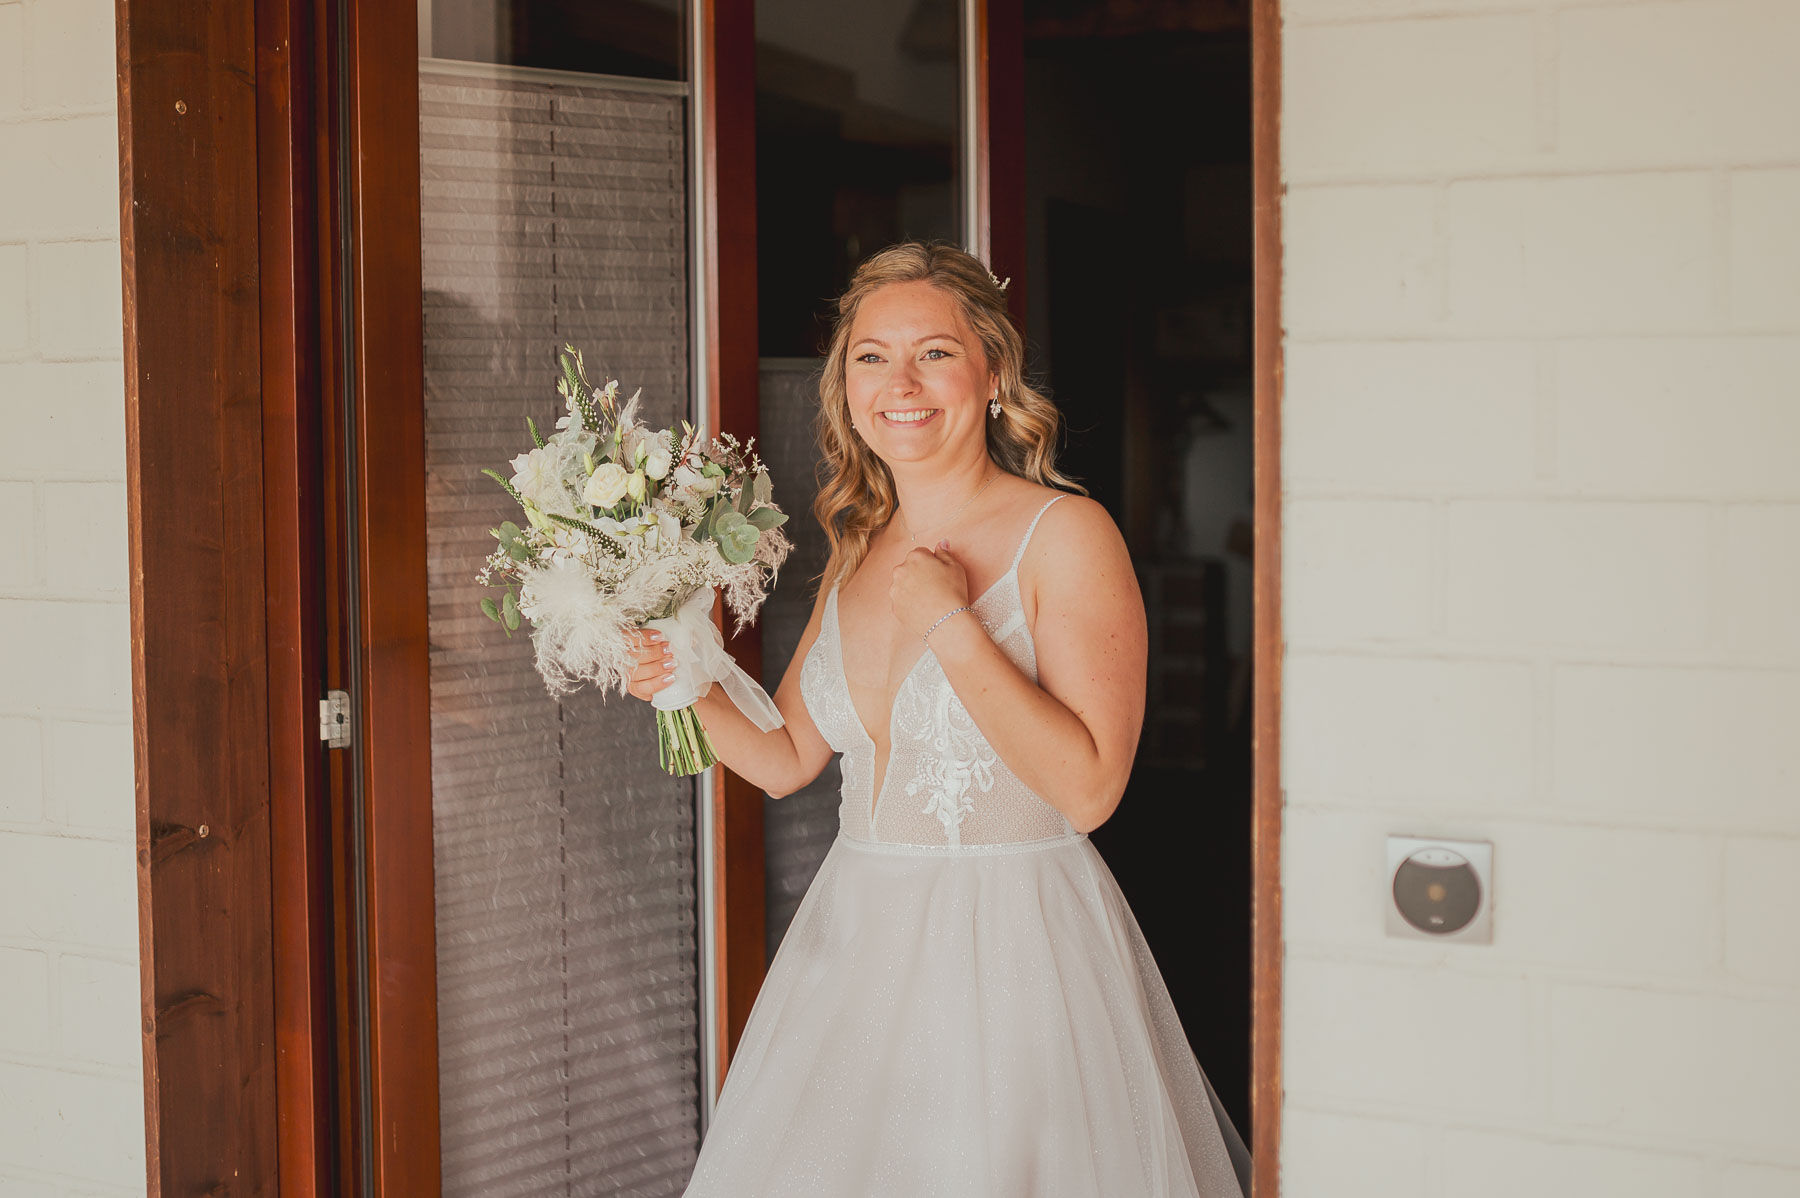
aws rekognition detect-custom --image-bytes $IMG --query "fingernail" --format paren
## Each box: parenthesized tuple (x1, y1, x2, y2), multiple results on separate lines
(938, 538, 948, 549)
(662, 672, 675, 682)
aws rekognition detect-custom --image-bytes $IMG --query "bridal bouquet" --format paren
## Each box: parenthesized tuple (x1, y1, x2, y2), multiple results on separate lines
(476, 345, 793, 776)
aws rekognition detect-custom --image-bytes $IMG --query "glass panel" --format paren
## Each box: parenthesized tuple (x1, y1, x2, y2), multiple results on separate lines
(751, 0, 965, 955)
(422, 0, 685, 80)
(753, 0, 962, 358)
(416, 9, 701, 1192)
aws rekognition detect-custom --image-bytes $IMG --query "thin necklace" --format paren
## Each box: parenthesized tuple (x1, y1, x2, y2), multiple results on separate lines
(901, 466, 1001, 545)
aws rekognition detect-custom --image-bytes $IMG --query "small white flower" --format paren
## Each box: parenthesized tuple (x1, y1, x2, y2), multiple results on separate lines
(584, 461, 630, 507)
(542, 522, 589, 562)
(672, 462, 718, 496)
(510, 447, 556, 504)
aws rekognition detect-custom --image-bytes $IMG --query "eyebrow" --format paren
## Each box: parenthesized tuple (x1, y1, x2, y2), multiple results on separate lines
(852, 334, 964, 349)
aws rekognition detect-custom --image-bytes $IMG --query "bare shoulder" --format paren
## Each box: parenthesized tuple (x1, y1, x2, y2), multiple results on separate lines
(1019, 491, 1137, 615)
(1028, 491, 1125, 565)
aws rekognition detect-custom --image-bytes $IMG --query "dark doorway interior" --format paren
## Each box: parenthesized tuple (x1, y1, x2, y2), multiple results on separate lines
(743, 0, 1258, 1142)
(1023, 10, 1256, 1135)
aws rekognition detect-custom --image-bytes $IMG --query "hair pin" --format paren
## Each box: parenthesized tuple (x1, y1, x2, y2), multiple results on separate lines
(987, 269, 1011, 293)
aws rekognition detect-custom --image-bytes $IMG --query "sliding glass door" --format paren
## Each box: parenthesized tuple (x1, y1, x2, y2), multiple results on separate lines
(318, 1, 1009, 1193)
(415, 13, 702, 1191)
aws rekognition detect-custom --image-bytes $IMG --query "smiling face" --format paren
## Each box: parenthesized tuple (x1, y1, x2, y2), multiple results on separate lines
(844, 279, 999, 470)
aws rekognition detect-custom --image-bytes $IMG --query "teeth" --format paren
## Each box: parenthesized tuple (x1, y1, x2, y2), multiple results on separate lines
(884, 409, 938, 423)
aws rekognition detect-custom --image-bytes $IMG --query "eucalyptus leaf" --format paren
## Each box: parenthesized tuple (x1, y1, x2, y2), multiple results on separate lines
(714, 509, 759, 564)
(752, 467, 771, 506)
(746, 506, 787, 531)
(735, 477, 755, 517)
(501, 590, 521, 632)
(480, 597, 501, 623)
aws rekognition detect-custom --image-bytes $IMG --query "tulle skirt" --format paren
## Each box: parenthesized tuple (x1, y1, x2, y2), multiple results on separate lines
(681, 830, 1251, 1197)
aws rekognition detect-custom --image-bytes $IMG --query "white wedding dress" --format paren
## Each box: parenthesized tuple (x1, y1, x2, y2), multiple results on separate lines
(681, 493, 1251, 1197)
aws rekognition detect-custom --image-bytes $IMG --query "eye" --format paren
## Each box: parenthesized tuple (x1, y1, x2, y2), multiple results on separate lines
(923, 348, 952, 360)
(854, 352, 882, 363)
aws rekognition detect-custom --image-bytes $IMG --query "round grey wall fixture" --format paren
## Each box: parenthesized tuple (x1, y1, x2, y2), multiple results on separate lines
(1385, 836, 1493, 944)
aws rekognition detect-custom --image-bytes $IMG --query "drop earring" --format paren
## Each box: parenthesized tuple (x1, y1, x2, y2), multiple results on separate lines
(988, 390, 1001, 418)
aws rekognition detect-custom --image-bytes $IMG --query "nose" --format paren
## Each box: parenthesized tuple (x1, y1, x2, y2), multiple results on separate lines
(887, 355, 922, 399)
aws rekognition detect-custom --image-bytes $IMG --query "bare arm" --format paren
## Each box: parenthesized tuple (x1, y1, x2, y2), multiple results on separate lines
(920, 497, 1146, 834)
(626, 572, 837, 799)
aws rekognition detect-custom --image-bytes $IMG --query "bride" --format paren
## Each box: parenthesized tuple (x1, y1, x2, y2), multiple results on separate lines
(630, 240, 1250, 1196)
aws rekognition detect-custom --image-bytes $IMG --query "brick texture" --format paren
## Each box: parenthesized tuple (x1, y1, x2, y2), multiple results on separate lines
(0, 0, 144, 1194)
(1282, 0, 1800, 1188)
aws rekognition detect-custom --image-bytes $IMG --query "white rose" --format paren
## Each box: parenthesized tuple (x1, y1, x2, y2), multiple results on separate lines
(583, 461, 630, 507)
(643, 437, 673, 480)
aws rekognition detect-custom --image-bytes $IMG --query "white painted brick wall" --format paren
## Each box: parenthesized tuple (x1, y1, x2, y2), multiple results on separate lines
(1282, 0, 1800, 1190)
(0, 1, 144, 1195)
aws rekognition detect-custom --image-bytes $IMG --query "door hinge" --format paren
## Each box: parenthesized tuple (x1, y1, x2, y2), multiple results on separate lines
(319, 690, 352, 748)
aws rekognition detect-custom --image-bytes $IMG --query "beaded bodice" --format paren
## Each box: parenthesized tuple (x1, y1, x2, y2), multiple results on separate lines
(799, 493, 1075, 848)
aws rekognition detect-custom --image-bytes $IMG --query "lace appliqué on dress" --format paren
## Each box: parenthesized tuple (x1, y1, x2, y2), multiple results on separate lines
(894, 659, 998, 846)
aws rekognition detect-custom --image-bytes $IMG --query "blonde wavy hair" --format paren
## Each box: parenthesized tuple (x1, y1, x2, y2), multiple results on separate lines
(811, 240, 1088, 595)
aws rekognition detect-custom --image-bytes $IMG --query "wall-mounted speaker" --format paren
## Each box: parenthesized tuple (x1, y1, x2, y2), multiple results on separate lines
(1385, 836, 1493, 944)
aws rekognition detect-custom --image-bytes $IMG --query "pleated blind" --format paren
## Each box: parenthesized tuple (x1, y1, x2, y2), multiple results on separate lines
(753, 359, 842, 959)
(419, 66, 700, 1196)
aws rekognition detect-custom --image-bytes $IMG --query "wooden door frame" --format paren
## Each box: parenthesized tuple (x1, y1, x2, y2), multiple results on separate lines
(1250, 0, 1285, 1189)
(698, 0, 768, 1082)
(118, 0, 290, 1192)
(320, 0, 771, 1175)
(118, 0, 1283, 1192)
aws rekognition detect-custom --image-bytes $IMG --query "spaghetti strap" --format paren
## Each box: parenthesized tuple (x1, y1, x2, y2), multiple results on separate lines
(1008, 492, 1069, 573)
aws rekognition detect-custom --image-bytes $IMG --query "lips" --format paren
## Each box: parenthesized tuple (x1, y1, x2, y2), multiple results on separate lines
(880, 408, 941, 425)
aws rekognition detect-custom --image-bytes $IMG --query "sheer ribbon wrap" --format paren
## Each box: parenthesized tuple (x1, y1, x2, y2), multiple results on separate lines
(645, 586, 784, 731)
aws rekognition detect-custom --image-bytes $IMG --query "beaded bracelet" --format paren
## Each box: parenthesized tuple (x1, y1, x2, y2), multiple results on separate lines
(923, 605, 972, 643)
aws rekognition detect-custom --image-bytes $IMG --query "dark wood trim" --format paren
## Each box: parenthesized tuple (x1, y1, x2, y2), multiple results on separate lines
(1250, 0, 1284, 1191)
(328, 0, 443, 1190)
(116, 0, 280, 1191)
(257, 0, 338, 1192)
(697, 0, 770, 1074)
(971, 0, 1028, 330)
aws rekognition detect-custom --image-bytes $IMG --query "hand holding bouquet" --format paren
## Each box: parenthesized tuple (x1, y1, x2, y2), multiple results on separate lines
(477, 345, 794, 776)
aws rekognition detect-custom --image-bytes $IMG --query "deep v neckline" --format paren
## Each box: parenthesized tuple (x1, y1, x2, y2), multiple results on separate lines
(829, 567, 1017, 829)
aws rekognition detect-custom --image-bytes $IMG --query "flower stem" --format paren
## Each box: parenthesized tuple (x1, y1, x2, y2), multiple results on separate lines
(656, 704, 718, 777)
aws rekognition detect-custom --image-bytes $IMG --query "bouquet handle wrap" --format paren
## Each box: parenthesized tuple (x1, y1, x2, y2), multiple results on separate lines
(645, 587, 785, 732)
